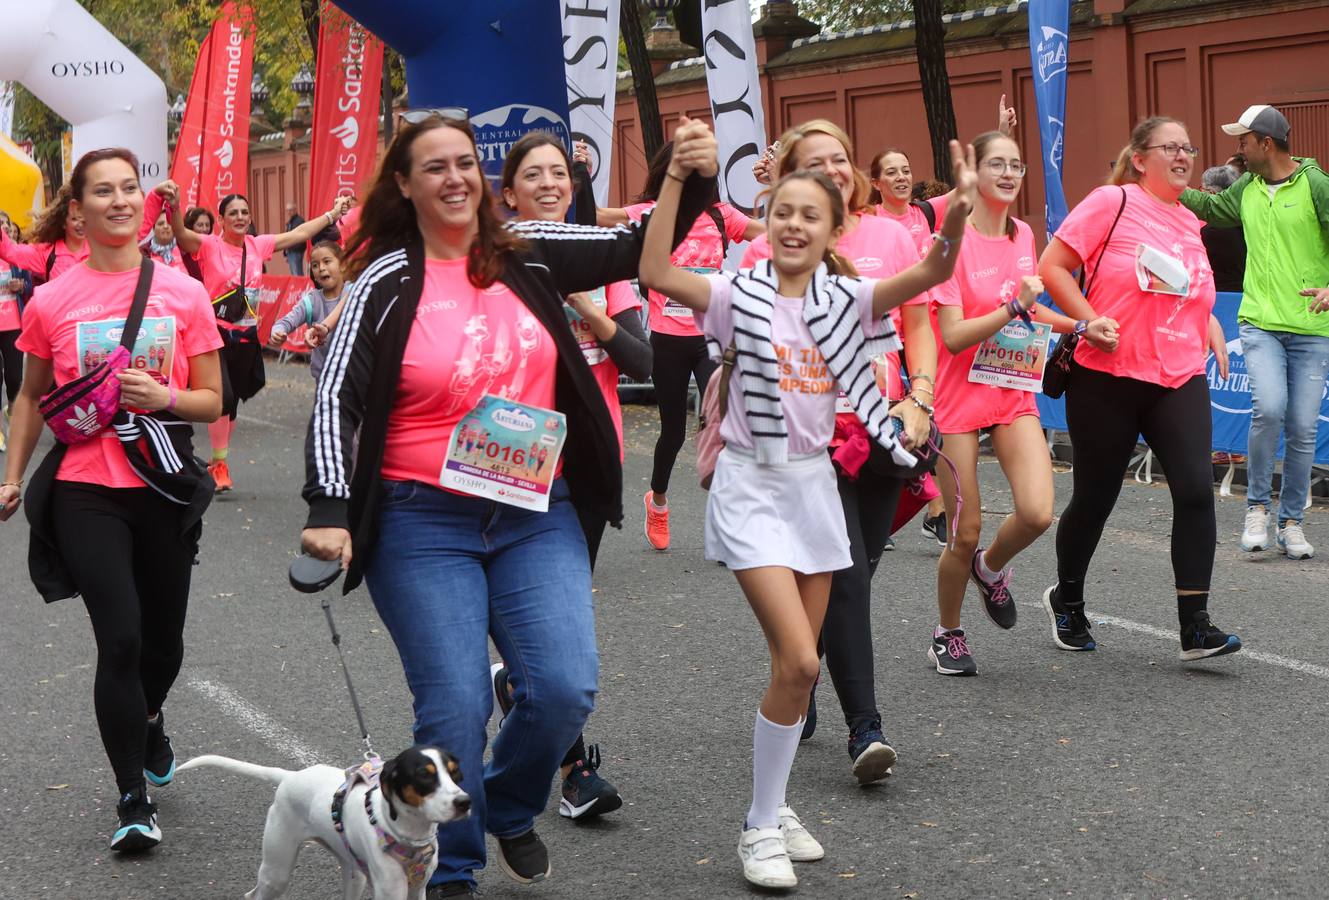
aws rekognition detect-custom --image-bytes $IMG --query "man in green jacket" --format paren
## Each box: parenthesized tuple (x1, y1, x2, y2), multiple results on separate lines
(1181, 104, 1329, 561)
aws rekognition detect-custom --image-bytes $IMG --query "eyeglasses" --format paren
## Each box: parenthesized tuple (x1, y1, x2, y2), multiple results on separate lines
(1144, 142, 1200, 158)
(984, 159, 1027, 177)
(401, 106, 470, 124)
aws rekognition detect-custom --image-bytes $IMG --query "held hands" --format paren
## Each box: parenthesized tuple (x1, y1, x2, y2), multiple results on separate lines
(573, 141, 592, 172)
(751, 144, 778, 185)
(1085, 316, 1120, 353)
(0, 483, 20, 522)
(328, 195, 353, 222)
(887, 399, 931, 451)
(302, 526, 353, 570)
(154, 180, 180, 205)
(270, 329, 289, 348)
(997, 94, 1017, 136)
(6, 278, 22, 294)
(668, 116, 719, 180)
(1016, 275, 1043, 311)
(116, 368, 171, 411)
(305, 322, 331, 348)
(1300, 287, 1329, 314)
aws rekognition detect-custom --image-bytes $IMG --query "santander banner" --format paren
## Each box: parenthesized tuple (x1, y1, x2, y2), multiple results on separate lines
(169, 30, 212, 211)
(308, 6, 384, 219)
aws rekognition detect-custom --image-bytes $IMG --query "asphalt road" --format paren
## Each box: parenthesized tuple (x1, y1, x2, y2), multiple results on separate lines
(2, 359, 1326, 900)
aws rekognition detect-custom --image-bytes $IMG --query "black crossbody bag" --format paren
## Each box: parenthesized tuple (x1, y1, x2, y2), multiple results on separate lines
(212, 243, 250, 324)
(1043, 187, 1128, 399)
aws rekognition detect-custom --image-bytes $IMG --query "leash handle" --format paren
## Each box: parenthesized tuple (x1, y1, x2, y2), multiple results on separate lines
(320, 595, 377, 758)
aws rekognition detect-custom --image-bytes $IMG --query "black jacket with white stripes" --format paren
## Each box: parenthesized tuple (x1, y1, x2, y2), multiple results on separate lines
(303, 172, 716, 593)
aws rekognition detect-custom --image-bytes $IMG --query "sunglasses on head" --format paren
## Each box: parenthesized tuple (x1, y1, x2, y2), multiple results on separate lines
(401, 106, 470, 125)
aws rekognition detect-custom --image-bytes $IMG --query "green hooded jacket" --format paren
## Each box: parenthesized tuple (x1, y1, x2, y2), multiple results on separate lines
(1180, 158, 1329, 336)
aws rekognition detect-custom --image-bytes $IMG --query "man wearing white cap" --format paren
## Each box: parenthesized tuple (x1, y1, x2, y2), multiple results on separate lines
(1181, 104, 1329, 561)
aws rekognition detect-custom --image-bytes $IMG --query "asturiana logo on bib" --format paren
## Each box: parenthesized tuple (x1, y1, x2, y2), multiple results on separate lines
(493, 407, 537, 432)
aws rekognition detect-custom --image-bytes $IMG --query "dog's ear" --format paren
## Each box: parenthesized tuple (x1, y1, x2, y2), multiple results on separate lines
(379, 757, 401, 821)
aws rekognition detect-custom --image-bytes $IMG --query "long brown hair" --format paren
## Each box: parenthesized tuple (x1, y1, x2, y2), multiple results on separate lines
(344, 115, 523, 286)
(774, 119, 873, 215)
(1110, 116, 1184, 186)
(866, 147, 910, 207)
(767, 170, 859, 277)
(26, 185, 75, 245)
(971, 130, 1019, 241)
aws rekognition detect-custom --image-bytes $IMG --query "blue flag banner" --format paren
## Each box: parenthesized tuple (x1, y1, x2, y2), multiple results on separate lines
(330, 1, 573, 182)
(1028, 0, 1070, 242)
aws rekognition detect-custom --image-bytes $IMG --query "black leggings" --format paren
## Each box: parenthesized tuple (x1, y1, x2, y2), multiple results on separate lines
(51, 482, 198, 795)
(1056, 366, 1215, 593)
(821, 465, 904, 733)
(649, 332, 718, 495)
(0, 329, 21, 406)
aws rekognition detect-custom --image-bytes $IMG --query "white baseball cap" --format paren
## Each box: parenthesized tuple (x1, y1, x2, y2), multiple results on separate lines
(1221, 105, 1291, 142)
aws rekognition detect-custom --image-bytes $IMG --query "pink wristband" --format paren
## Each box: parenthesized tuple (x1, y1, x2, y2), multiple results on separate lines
(167, 385, 178, 411)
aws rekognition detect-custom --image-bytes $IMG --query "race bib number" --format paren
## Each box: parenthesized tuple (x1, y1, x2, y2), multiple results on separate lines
(661, 267, 718, 318)
(1135, 243, 1189, 296)
(968, 320, 1051, 392)
(566, 287, 608, 366)
(76, 315, 177, 384)
(440, 395, 568, 512)
(238, 286, 261, 326)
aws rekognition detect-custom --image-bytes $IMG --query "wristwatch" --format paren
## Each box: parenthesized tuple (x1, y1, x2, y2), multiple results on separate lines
(1073, 319, 1088, 335)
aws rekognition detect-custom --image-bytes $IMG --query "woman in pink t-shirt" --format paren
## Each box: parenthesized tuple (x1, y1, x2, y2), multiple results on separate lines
(640, 123, 975, 888)
(596, 141, 763, 552)
(0, 216, 30, 433)
(0, 184, 90, 284)
(749, 118, 937, 781)
(496, 130, 651, 820)
(0, 148, 223, 854)
(1038, 115, 1241, 661)
(154, 180, 351, 492)
(928, 131, 1117, 676)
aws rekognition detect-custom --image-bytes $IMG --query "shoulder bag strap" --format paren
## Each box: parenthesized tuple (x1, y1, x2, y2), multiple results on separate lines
(715, 342, 738, 419)
(912, 198, 937, 232)
(45, 245, 58, 281)
(707, 206, 729, 255)
(120, 258, 155, 351)
(1079, 186, 1128, 296)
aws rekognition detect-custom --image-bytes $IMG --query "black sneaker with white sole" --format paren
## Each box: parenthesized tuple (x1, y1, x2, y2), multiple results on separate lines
(1042, 585, 1096, 651)
(847, 720, 897, 786)
(928, 628, 977, 676)
(921, 512, 948, 547)
(496, 828, 550, 883)
(111, 787, 161, 853)
(1179, 613, 1242, 661)
(144, 712, 176, 787)
(559, 744, 622, 821)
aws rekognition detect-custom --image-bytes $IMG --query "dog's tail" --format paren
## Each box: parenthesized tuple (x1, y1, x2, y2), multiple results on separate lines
(176, 755, 294, 785)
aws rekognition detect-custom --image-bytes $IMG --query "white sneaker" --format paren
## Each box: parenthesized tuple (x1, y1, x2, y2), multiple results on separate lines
(738, 825, 796, 888)
(1277, 522, 1314, 560)
(1240, 506, 1269, 552)
(777, 804, 824, 862)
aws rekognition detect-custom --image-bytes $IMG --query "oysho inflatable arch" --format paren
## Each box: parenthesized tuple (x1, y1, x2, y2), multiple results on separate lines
(0, 0, 168, 189)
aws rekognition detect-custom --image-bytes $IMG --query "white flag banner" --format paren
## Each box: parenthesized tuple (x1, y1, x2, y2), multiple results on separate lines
(701, 0, 767, 216)
(0, 82, 14, 138)
(561, 0, 620, 207)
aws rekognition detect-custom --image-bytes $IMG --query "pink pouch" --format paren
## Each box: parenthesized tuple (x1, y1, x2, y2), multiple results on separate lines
(695, 364, 727, 490)
(40, 346, 131, 444)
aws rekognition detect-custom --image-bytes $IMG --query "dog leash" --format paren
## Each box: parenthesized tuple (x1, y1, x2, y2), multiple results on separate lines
(290, 554, 378, 760)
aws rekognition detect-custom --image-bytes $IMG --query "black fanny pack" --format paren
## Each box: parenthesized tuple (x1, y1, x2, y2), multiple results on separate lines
(212, 243, 251, 324)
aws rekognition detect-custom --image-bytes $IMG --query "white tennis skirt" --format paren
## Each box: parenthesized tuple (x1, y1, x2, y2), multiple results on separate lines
(704, 446, 852, 574)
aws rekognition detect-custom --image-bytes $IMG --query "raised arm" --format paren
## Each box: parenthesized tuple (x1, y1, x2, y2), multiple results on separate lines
(156, 181, 204, 255)
(0, 228, 51, 273)
(272, 196, 352, 252)
(138, 189, 166, 243)
(871, 141, 976, 319)
(637, 119, 717, 312)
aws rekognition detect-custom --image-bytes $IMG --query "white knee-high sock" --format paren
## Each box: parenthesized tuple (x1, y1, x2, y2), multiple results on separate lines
(746, 711, 802, 830)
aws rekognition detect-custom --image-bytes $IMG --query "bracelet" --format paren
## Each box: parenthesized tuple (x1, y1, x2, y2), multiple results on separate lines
(909, 395, 935, 416)
(909, 385, 935, 397)
(665, 170, 687, 184)
(1006, 299, 1034, 326)
(325, 211, 337, 225)
(1, 481, 21, 489)
(167, 385, 178, 411)
(931, 232, 953, 258)
(908, 372, 934, 386)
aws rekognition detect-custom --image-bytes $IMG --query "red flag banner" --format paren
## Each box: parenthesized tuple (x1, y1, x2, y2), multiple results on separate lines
(307, 5, 384, 219)
(255, 274, 310, 349)
(169, 30, 213, 212)
(196, 2, 255, 215)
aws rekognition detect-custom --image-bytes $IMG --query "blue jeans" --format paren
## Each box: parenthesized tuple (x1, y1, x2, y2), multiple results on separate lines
(1240, 323, 1329, 523)
(364, 478, 597, 887)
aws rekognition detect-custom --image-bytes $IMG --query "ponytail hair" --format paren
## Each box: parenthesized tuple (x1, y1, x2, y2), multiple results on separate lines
(767, 170, 859, 277)
(1110, 115, 1185, 186)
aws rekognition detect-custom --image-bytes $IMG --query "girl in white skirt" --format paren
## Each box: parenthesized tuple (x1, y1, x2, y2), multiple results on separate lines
(640, 117, 978, 889)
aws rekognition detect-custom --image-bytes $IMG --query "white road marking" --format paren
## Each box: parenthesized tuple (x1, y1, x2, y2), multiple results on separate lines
(236, 412, 285, 429)
(185, 677, 326, 766)
(1089, 612, 1329, 680)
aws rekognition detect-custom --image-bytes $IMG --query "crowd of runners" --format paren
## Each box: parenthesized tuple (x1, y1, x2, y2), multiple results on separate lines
(1, 97, 1327, 897)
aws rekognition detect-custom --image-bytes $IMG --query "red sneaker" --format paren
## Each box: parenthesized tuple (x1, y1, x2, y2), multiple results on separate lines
(643, 491, 670, 552)
(209, 459, 232, 493)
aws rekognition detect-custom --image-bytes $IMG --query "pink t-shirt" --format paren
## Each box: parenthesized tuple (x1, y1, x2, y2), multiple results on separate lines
(16, 263, 223, 487)
(931, 218, 1041, 433)
(0, 269, 21, 331)
(194, 233, 278, 326)
(623, 201, 749, 337)
(742, 213, 928, 402)
(381, 257, 559, 487)
(1055, 184, 1215, 388)
(0, 232, 90, 283)
(697, 273, 881, 456)
(566, 281, 640, 458)
(874, 197, 948, 261)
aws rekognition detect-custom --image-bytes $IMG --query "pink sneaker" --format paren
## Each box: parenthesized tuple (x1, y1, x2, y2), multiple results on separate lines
(644, 491, 670, 551)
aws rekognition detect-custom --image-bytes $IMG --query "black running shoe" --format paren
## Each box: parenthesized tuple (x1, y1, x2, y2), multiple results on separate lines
(427, 881, 479, 898)
(970, 548, 1017, 630)
(1179, 613, 1242, 661)
(921, 512, 948, 546)
(847, 720, 897, 786)
(144, 712, 176, 787)
(1042, 585, 1096, 651)
(497, 828, 550, 883)
(800, 678, 817, 742)
(928, 629, 977, 676)
(559, 744, 623, 821)
(883, 537, 896, 552)
(111, 787, 161, 853)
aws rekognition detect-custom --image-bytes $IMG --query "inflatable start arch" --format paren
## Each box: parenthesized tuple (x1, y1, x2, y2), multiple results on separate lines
(0, 0, 168, 190)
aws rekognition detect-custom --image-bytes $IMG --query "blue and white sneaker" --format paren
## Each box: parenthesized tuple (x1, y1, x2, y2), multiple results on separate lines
(558, 744, 623, 820)
(111, 788, 160, 853)
(1180, 613, 1242, 661)
(1042, 585, 1096, 651)
(848, 720, 897, 785)
(144, 712, 176, 787)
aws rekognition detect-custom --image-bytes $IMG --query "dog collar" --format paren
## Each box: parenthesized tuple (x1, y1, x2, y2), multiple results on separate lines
(365, 785, 436, 888)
